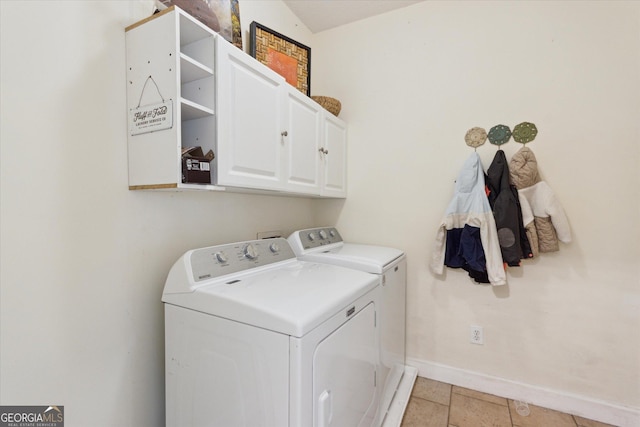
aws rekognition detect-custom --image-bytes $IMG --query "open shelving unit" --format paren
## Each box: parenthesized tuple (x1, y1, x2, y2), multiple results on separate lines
(126, 6, 221, 190)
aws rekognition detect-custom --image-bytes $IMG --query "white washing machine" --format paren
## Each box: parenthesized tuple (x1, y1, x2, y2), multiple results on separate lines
(162, 237, 381, 427)
(288, 228, 415, 426)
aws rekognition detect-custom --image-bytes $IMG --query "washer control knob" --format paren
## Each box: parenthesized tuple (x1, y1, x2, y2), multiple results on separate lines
(243, 244, 258, 260)
(214, 251, 228, 264)
(329, 229, 336, 237)
(318, 230, 328, 240)
(307, 232, 316, 241)
(269, 242, 280, 253)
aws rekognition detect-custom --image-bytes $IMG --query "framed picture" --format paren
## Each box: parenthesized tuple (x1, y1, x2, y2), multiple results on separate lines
(159, 0, 242, 49)
(250, 22, 311, 96)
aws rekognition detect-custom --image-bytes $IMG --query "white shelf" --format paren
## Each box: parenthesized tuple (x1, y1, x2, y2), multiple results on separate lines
(180, 53, 214, 83)
(181, 98, 214, 121)
(179, 13, 212, 46)
(178, 183, 226, 191)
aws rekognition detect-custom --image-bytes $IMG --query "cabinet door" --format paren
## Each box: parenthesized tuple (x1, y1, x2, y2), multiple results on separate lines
(313, 303, 377, 427)
(320, 114, 347, 198)
(284, 88, 322, 195)
(216, 38, 286, 190)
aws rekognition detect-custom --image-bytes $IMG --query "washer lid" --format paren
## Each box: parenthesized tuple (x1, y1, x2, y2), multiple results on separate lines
(298, 243, 405, 274)
(162, 260, 378, 338)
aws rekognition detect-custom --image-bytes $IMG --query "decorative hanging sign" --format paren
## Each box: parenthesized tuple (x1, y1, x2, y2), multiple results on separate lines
(129, 75, 173, 136)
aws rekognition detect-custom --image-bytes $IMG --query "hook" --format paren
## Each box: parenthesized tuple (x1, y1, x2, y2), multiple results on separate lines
(513, 122, 538, 145)
(487, 124, 511, 147)
(465, 127, 487, 150)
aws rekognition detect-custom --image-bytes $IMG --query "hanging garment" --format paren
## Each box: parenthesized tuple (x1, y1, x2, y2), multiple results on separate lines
(509, 147, 571, 253)
(431, 152, 506, 286)
(485, 150, 533, 265)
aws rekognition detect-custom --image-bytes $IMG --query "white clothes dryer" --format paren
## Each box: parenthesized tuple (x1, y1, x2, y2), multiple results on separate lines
(162, 238, 381, 427)
(288, 228, 415, 426)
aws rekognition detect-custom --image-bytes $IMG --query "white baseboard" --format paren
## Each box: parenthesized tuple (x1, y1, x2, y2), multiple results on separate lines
(407, 357, 640, 427)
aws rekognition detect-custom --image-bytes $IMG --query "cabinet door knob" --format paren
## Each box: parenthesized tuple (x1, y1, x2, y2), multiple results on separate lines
(318, 147, 329, 155)
(281, 131, 288, 137)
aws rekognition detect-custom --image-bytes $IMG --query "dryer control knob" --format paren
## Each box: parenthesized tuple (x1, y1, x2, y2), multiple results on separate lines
(214, 251, 228, 264)
(243, 244, 258, 260)
(329, 229, 336, 237)
(307, 232, 316, 241)
(269, 242, 280, 253)
(318, 230, 328, 240)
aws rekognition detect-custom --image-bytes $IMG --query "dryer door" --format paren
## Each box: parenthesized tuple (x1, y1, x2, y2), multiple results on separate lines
(313, 302, 377, 427)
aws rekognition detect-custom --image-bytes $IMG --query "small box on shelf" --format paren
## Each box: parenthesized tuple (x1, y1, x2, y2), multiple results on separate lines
(181, 146, 214, 184)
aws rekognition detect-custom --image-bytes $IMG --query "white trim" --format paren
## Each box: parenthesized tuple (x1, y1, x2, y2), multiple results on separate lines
(407, 357, 640, 427)
(382, 366, 418, 427)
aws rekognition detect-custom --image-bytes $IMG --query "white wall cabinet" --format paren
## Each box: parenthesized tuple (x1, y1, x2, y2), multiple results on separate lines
(125, 6, 346, 198)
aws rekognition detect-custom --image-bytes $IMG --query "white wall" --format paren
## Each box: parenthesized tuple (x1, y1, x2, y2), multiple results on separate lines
(239, 0, 313, 51)
(0, 1, 315, 426)
(312, 0, 640, 422)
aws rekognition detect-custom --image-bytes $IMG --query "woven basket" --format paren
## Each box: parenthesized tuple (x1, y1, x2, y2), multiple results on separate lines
(312, 96, 341, 117)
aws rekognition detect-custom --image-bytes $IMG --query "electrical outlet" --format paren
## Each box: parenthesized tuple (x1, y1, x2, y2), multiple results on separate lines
(470, 326, 483, 345)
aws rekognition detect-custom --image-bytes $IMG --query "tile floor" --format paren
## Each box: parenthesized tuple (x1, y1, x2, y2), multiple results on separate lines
(400, 377, 617, 427)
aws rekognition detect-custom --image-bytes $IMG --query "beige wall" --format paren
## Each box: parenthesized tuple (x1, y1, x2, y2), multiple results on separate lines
(312, 0, 640, 418)
(239, 0, 313, 51)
